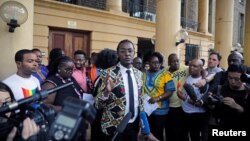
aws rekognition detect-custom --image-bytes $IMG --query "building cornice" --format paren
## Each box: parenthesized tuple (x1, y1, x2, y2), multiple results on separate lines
(35, 0, 155, 28)
(187, 29, 214, 40)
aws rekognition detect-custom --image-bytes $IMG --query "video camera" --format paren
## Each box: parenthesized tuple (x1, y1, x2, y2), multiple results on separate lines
(208, 94, 223, 104)
(0, 84, 72, 140)
(0, 82, 74, 129)
(0, 82, 96, 141)
(207, 85, 223, 105)
(50, 97, 96, 141)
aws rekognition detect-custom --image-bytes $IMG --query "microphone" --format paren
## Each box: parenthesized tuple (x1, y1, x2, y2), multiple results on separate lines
(0, 82, 73, 114)
(140, 111, 150, 135)
(183, 83, 197, 102)
(112, 112, 132, 141)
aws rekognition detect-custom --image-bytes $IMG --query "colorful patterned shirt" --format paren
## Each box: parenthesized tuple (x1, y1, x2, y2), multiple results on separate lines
(143, 69, 175, 115)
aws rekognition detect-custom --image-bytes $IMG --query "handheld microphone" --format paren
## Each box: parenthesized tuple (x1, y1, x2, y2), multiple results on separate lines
(140, 111, 150, 135)
(0, 82, 73, 114)
(112, 112, 132, 141)
(183, 83, 197, 102)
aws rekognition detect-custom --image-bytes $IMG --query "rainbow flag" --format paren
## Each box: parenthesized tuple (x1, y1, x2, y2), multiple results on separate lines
(22, 88, 37, 98)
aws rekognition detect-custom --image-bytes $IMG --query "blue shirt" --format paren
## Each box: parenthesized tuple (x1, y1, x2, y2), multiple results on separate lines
(32, 64, 48, 84)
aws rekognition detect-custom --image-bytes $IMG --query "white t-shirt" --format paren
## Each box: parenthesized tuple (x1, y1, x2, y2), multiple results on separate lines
(182, 76, 206, 114)
(3, 74, 41, 101)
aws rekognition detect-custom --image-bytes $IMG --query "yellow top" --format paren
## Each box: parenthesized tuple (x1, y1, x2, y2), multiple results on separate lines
(166, 65, 189, 107)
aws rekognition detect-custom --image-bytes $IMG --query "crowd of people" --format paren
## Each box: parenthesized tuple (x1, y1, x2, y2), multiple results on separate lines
(0, 39, 250, 141)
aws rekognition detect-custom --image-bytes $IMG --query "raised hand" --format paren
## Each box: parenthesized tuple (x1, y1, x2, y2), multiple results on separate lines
(102, 76, 114, 97)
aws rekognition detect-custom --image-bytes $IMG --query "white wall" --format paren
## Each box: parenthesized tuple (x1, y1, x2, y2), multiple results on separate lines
(0, 0, 34, 80)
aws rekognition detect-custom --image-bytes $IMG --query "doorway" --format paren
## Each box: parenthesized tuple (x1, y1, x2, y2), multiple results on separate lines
(49, 28, 91, 58)
(137, 37, 155, 63)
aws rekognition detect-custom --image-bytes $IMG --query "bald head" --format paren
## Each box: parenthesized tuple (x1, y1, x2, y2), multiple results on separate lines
(228, 51, 244, 66)
(190, 59, 203, 66)
(197, 59, 204, 66)
(189, 59, 203, 78)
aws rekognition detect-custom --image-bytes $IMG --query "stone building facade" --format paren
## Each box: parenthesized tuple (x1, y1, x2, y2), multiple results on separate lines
(233, 0, 245, 49)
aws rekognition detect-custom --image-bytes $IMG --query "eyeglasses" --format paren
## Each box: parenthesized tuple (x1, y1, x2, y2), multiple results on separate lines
(151, 61, 161, 65)
(0, 100, 12, 107)
(62, 68, 73, 74)
(118, 49, 134, 54)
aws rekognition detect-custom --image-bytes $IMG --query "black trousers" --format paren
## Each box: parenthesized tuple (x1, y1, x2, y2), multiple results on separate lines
(165, 107, 188, 141)
(114, 117, 139, 141)
(91, 109, 108, 141)
(100, 117, 139, 141)
(183, 112, 208, 141)
(148, 114, 166, 141)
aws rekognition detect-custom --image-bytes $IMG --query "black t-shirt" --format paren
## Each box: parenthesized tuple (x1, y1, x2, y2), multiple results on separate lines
(45, 75, 83, 106)
(215, 85, 249, 130)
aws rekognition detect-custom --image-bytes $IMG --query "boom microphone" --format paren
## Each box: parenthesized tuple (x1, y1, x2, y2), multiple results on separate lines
(0, 82, 73, 114)
(140, 111, 150, 135)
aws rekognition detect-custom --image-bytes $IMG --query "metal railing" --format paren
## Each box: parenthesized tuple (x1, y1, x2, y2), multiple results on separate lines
(56, 0, 199, 28)
(56, 0, 156, 22)
(181, 17, 198, 31)
(56, 0, 106, 10)
(124, 0, 156, 22)
(130, 11, 156, 22)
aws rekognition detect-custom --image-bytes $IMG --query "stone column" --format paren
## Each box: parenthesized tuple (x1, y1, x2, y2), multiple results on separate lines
(155, 0, 181, 66)
(198, 0, 209, 33)
(0, 0, 34, 80)
(214, 0, 234, 68)
(106, 0, 122, 12)
(244, 1, 250, 66)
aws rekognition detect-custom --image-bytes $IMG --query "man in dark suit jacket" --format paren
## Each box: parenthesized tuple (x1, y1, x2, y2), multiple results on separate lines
(95, 40, 158, 141)
(209, 51, 250, 93)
